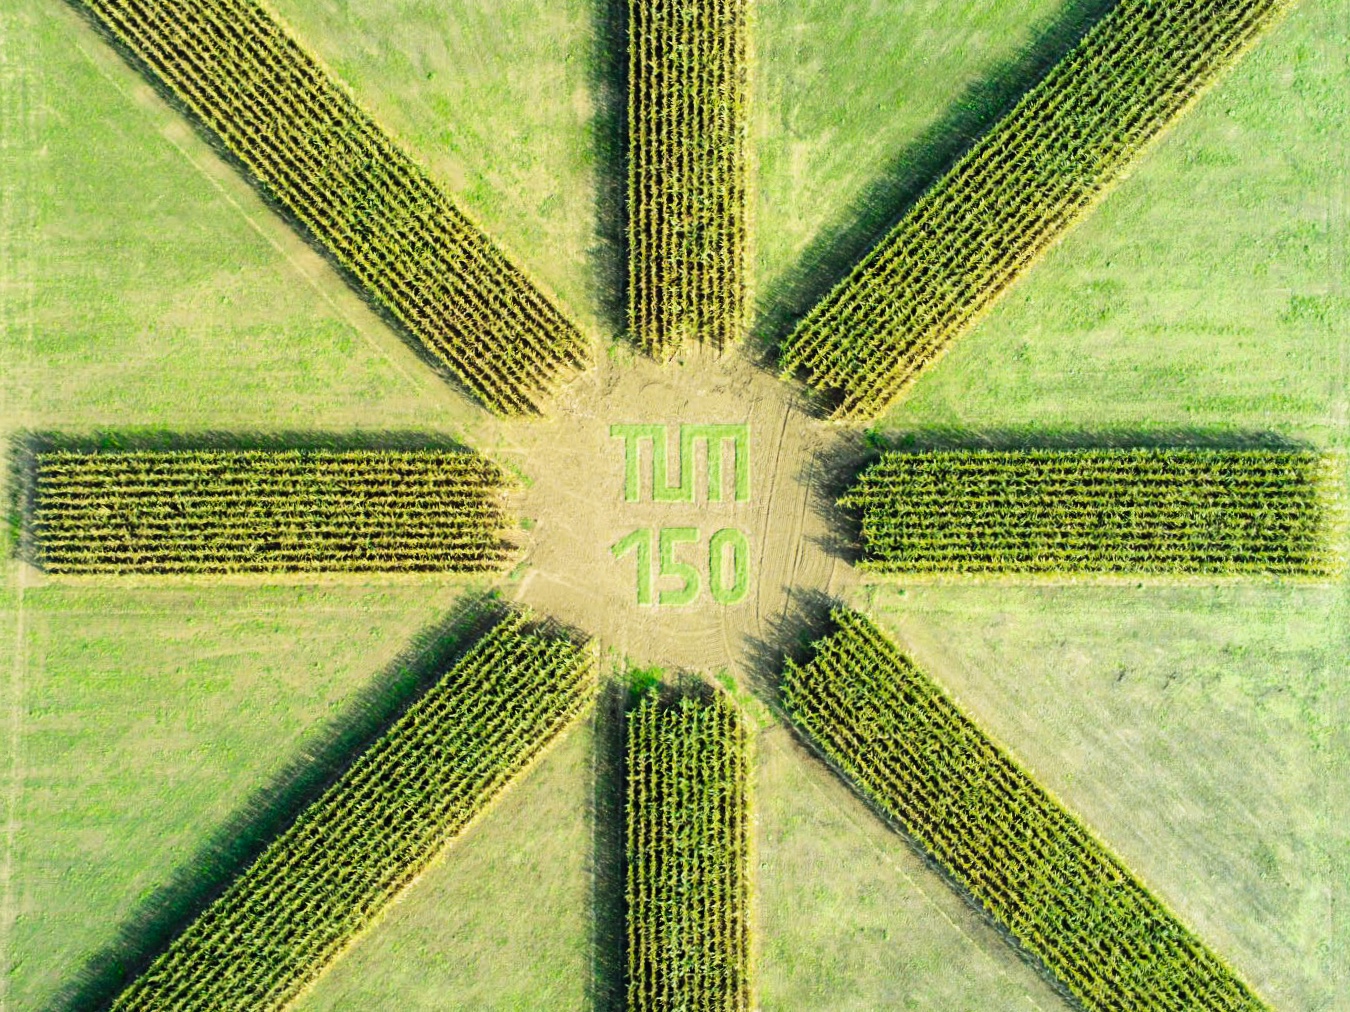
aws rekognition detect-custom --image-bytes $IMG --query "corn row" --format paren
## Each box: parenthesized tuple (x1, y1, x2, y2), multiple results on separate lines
(628, 0, 748, 359)
(841, 448, 1338, 575)
(77, 0, 590, 415)
(110, 612, 597, 1011)
(626, 690, 749, 1011)
(783, 609, 1269, 1011)
(780, 0, 1292, 418)
(33, 449, 516, 574)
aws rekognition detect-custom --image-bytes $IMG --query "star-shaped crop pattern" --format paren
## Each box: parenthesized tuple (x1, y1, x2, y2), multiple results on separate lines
(7, 0, 1340, 1009)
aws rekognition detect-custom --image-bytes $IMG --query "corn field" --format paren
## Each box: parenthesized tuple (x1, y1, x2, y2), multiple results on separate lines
(110, 611, 597, 1011)
(77, 0, 589, 415)
(33, 449, 515, 574)
(841, 448, 1338, 575)
(779, 0, 1292, 419)
(626, 689, 750, 1012)
(628, 0, 748, 359)
(783, 609, 1269, 1012)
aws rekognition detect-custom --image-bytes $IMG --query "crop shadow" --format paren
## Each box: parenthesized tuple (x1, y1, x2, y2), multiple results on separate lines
(800, 426, 872, 568)
(739, 587, 841, 716)
(3, 439, 35, 566)
(58, 0, 538, 415)
(588, 674, 629, 1012)
(752, 0, 1118, 361)
(590, 0, 630, 343)
(47, 593, 509, 1012)
(867, 424, 1313, 454)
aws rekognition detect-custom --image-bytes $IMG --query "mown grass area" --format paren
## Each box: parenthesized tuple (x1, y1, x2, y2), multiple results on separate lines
(289, 720, 595, 1011)
(266, 0, 606, 340)
(1, 0, 1345, 1007)
(0, 0, 473, 434)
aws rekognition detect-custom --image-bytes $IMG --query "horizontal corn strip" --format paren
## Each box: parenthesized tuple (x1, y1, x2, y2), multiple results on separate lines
(841, 448, 1338, 575)
(33, 448, 515, 574)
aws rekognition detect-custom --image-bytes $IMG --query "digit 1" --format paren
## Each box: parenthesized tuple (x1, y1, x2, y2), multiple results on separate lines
(611, 528, 654, 606)
(709, 528, 750, 605)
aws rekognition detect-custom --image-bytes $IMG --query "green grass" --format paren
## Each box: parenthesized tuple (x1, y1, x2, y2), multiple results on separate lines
(752, 0, 1112, 344)
(290, 719, 597, 1011)
(266, 0, 605, 339)
(0, 0, 472, 433)
(754, 721, 1071, 1011)
(1, 0, 1347, 1006)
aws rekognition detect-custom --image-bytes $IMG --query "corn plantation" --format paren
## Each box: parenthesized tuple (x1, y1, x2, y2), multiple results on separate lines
(783, 609, 1269, 1012)
(19, 0, 1334, 1004)
(628, 0, 748, 359)
(779, 0, 1292, 419)
(32, 449, 515, 574)
(626, 689, 750, 1012)
(841, 448, 1339, 575)
(109, 612, 597, 1011)
(75, 0, 589, 415)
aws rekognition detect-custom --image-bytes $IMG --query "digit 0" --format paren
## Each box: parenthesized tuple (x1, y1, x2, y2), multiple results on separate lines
(709, 528, 749, 605)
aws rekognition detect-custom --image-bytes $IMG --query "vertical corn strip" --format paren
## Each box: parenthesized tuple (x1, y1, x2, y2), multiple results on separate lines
(625, 689, 749, 1011)
(628, 0, 748, 359)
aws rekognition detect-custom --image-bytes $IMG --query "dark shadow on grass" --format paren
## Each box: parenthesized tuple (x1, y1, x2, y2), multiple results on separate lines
(15, 429, 478, 456)
(58, 0, 574, 416)
(3, 439, 35, 566)
(589, 0, 630, 344)
(867, 425, 1313, 453)
(588, 675, 629, 1012)
(798, 425, 872, 568)
(751, 0, 1119, 363)
(739, 587, 841, 716)
(47, 593, 509, 1012)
